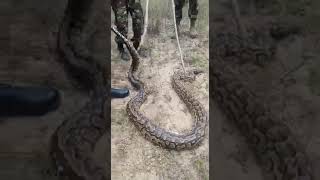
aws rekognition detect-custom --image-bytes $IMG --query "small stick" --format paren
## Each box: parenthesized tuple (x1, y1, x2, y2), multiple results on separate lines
(171, 0, 186, 74)
(137, 0, 149, 51)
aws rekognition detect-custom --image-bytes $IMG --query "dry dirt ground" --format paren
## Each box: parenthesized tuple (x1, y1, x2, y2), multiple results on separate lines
(211, 1, 320, 179)
(110, 9, 209, 180)
(0, 0, 107, 179)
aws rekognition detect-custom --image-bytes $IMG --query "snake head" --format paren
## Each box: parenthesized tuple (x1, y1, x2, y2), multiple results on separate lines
(187, 68, 205, 79)
(174, 68, 204, 82)
(177, 71, 195, 82)
(191, 69, 204, 75)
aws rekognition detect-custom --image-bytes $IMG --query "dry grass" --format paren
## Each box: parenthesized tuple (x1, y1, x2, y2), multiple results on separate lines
(140, 0, 209, 35)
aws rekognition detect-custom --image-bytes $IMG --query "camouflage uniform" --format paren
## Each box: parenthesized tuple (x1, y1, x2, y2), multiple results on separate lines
(175, 0, 198, 24)
(174, 0, 198, 37)
(111, 0, 144, 51)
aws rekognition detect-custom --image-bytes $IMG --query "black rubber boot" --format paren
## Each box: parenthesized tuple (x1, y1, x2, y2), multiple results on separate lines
(131, 38, 147, 58)
(171, 21, 181, 39)
(132, 39, 140, 50)
(189, 19, 198, 38)
(0, 84, 60, 117)
(111, 88, 129, 98)
(118, 43, 130, 61)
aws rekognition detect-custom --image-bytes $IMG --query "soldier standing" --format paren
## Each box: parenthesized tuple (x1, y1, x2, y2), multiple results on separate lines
(112, 0, 144, 61)
(174, 0, 198, 38)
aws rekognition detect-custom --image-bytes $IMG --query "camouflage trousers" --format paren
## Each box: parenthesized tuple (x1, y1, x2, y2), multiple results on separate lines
(111, 0, 144, 49)
(174, 0, 198, 24)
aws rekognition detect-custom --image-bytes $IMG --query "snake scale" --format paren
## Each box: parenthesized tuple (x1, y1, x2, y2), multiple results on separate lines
(50, 0, 108, 180)
(111, 26, 208, 150)
(211, 31, 314, 180)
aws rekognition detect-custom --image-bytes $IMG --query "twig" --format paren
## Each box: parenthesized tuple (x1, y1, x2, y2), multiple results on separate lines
(137, 0, 149, 51)
(171, 0, 186, 74)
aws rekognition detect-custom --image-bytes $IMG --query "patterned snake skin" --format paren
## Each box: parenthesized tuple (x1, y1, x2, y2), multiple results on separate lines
(112, 26, 208, 150)
(50, 90, 108, 180)
(50, 1, 108, 179)
(211, 32, 314, 180)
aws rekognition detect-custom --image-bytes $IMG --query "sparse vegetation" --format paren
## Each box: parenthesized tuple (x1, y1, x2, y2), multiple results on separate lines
(190, 55, 207, 68)
(193, 159, 209, 180)
(140, 0, 209, 34)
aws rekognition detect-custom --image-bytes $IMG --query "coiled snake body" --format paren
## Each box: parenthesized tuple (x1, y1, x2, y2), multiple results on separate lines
(211, 31, 314, 179)
(112, 27, 208, 150)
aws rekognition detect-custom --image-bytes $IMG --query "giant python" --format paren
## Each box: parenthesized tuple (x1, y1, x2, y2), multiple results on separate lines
(111, 26, 208, 150)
